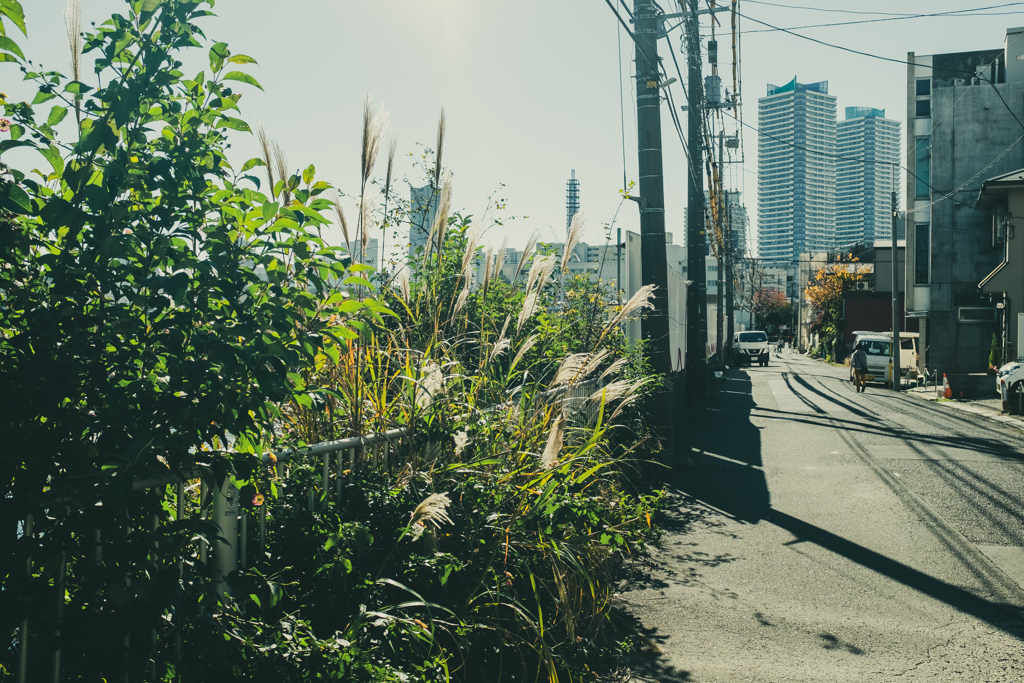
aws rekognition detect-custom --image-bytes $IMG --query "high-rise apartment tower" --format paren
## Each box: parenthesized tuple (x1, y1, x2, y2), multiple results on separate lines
(836, 107, 901, 249)
(566, 170, 580, 238)
(757, 77, 837, 263)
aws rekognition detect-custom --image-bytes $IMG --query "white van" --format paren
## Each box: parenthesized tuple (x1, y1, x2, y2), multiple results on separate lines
(850, 331, 919, 385)
(732, 330, 770, 367)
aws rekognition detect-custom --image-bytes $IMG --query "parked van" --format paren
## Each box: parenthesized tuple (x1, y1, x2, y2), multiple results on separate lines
(850, 331, 919, 385)
(732, 330, 770, 367)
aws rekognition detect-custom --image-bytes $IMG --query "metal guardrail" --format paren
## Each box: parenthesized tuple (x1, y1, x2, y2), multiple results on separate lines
(16, 425, 413, 683)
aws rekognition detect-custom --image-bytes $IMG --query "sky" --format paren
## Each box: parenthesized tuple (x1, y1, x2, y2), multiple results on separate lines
(8, 0, 1024, 262)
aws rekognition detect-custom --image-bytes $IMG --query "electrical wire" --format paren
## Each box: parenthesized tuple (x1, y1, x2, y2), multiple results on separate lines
(742, 10, 1024, 34)
(736, 9, 1024, 133)
(742, 0, 1024, 16)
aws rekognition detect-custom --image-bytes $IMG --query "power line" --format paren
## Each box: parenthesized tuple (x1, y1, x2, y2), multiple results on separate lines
(742, 0, 1024, 16)
(743, 10, 1024, 34)
(736, 9, 1024, 133)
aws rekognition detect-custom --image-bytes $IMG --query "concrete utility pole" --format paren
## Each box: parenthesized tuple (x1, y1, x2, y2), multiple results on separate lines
(685, 0, 709, 405)
(634, 1, 671, 376)
(715, 132, 725, 364)
(891, 175, 900, 392)
(725, 198, 735, 352)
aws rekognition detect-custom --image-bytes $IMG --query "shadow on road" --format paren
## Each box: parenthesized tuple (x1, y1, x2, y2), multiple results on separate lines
(627, 362, 1024, 680)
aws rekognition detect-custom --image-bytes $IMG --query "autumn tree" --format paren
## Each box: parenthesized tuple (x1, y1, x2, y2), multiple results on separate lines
(804, 256, 868, 360)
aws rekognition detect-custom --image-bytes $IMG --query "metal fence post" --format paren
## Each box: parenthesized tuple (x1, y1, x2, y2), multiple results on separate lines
(239, 511, 248, 571)
(322, 453, 330, 507)
(199, 480, 209, 568)
(211, 477, 239, 596)
(52, 551, 66, 683)
(336, 451, 344, 504)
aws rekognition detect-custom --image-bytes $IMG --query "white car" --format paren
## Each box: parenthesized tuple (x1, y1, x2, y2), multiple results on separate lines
(732, 331, 770, 367)
(996, 361, 1024, 395)
(849, 332, 920, 386)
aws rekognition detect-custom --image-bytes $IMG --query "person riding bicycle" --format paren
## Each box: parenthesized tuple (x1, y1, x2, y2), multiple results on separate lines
(775, 337, 784, 356)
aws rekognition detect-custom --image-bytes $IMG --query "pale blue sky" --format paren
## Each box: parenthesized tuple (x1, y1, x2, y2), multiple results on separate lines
(7, 1, 1023, 260)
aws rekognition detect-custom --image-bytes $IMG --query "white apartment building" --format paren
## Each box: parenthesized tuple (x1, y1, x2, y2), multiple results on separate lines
(757, 77, 837, 263)
(836, 107, 901, 249)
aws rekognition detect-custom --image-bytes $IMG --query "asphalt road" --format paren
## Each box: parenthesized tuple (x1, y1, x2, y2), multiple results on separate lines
(624, 350, 1024, 682)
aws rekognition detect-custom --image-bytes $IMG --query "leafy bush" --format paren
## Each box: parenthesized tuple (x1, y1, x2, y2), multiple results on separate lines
(0, 2, 662, 680)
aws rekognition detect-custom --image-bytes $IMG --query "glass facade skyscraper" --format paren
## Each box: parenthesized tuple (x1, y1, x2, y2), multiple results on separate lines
(757, 77, 837, 263)
(836, 107, 901, 249)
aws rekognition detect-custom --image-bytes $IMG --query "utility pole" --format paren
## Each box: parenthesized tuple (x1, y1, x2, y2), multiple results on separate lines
(685, 0, 709, 405)
(725, 197, 735, 353)
(890, 171, 900, 392)
(634, 1, 671, 377)
(715, 132, 725, 364)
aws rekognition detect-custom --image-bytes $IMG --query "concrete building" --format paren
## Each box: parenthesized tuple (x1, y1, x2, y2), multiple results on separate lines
(408, 185, 439, 256)
(905, 27, 1024, 378)
(977, 168, 1024, 365)
(758, 77, 837, 263)
(836, 107, 902, 249)
(350, 237, 379, 271)
(684, 190, 750, 260)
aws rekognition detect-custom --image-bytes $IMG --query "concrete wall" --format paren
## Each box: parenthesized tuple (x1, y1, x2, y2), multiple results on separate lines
(979, 185, 1024, 362)
(926, 80, 1024, 374)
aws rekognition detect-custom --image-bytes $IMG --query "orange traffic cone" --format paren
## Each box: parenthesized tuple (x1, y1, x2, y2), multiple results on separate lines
(943, 373, 952, 399)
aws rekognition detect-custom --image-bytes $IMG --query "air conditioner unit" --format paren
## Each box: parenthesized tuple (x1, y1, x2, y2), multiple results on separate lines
(855, 281, 873, 292)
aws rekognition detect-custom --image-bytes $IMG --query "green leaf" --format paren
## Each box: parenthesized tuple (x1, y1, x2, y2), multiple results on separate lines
(240, 157, 265, 173)
(249, 593, 261, 609)
(39, 145, 63, 177)
(342, 276, 373, 288)
(261, 201, 278, 223)
(302, 164, 315, 185)
(209, 41, 229, 72)
(217, 116, 251, 132)
(227, 54, 257, 65)
(0, 35, 24, 60)
(31, 90, 56, 105)
(221, 71, 263, 91)
(0, 0, 27, 36)
(63, 81, 93, 95)
(1, 182, 31, 213)
(140, 0, 162, 13)
(47, 105, 68, 127)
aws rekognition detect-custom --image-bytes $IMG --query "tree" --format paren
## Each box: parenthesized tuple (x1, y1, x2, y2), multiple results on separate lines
(803, 256, 867, 361)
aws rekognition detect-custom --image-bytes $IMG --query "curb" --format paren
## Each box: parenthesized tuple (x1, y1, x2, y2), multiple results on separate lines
(906, 389, 1024, 431)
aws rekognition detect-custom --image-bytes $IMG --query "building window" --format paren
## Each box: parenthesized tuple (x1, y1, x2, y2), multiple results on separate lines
(916, 79, 931, 96)
(915, 138, 930, 197)
(915, 223, 930, 285)
(915, 100, 931, 117)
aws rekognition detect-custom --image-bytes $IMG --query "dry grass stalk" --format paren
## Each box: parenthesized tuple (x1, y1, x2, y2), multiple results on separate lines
(577, 349, 610, 382)
(524, 253, 556, 296)
(551, 353, 588, 388)
(433, 107, 446, 189)
(422, 172, 453, 268)
(494, 236, 509, 283)
(482, 245, 494, 300)
(498, 314, 511, 341)
(589, 379, 629, 405)
(384, 134, 397, 202)
(516, 291, 538, 333)
(606, 284, 657, 331)
(409, 492, 453, 537)
(488, 336, 511, 363)
(272, 139, 289, 204)
(609, 377, 654, 420)
(398, 268, 411, 303)
(461, 219, 484, 278)
(511, 334, 538, 368)
(359, 197, 373, 258)
(360, 96, 389, 186)
(453, 281, 470, 315)
(599, 357, 629, 383)
(562, 210, 587, 271)
(540, 410, 566, 468)
(64, 0, 83, 125)
(514, 233, 539, 283)
(330, 189, 351, 253)
(256, 122, 276, 194)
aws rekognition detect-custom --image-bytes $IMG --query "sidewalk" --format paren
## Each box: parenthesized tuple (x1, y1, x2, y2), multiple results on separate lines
(906, 384, 1024, 431)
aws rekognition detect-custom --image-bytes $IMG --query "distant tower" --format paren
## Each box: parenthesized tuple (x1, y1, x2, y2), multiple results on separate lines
(566, 169, 580, 238)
